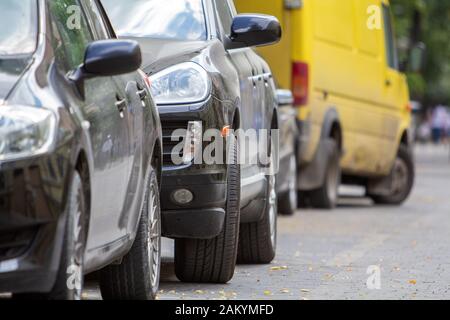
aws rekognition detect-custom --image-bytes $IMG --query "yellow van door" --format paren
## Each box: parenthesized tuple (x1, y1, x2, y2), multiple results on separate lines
(312, 0, 385, 175)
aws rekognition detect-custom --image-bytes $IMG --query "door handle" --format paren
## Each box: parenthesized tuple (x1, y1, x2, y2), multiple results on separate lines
(136, 83, 148, 100)
(137, 88, 148, 100)
(115, 95, 127, 118)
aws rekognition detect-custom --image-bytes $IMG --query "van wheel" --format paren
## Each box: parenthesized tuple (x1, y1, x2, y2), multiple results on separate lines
(237, 145, 278, 264)
(309, 139, 341, 209)
(99, 166, 161, 300)
(369, 145, 414, 205)
(278, 153, 297, 215)
(14, 172, 87, 300)
(175, 136, 240, 283)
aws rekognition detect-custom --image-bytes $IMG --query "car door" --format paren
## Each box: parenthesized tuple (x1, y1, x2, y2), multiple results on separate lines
(213, 0, 260, 175)
(49, 0, 131, 247)
(83, 0, 147, 234)
(82, 0, 148, 236)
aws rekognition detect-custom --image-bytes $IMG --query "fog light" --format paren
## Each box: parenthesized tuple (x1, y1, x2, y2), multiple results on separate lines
(172, 189, 194, 205)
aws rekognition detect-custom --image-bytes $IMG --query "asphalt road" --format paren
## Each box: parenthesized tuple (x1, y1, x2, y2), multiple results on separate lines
(81, 144, 449, 300)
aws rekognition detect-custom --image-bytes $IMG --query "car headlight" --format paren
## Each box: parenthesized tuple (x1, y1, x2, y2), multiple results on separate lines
(0, 106, 56, 161)
(150, 62, 211, 105)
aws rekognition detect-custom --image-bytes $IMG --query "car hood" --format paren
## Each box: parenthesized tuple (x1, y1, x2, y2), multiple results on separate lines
(124, 37, 208, 75)
(0, 57, 32, 101)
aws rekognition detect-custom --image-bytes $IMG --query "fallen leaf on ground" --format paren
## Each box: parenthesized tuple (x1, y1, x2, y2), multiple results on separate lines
(280, 289, 290, 293)
(300, 289, 310, 293)
(264, 290, 272, 296)
(409, 280, 417, 285)
(270, 266, 288, 271)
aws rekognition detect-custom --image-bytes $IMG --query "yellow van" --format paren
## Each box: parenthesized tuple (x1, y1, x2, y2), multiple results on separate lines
(235, 0, 417, 208)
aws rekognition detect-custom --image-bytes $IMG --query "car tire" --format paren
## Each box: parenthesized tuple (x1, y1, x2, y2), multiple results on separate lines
(237, 143, 278, 264)
(369, 145, 414, 205)
(13, 171, 87, 300)
(99, 165, 161, 300)
(309, 139, 341, 209)
(278, 153, 298, 216)
(174, 136, 240, 283)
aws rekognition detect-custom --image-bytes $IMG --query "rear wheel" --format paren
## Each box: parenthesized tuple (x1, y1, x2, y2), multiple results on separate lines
(238, 174, 277, 264)
(99, 166, 161, 300)
(278, 153, 298, 216)
(369, 145, 414, 205)
(309, 139, 340, 209)
(174, 136, 240, 283)
(237, 145, 278, 264)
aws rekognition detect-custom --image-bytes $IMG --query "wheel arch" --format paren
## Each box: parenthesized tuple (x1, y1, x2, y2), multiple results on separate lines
(75, 149, 91, 230)
(232, 107, 241, 130)
(400, 129, 410, 147)
(151, 139, 162, 188)
(321, 108, 343, 152)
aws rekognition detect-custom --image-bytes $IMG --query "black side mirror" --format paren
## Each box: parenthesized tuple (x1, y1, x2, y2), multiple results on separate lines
(408, 42, 426, 73)
(70, 40, 142, 97)
(276, 89, 294, 107)
(226, 14, 282, 50)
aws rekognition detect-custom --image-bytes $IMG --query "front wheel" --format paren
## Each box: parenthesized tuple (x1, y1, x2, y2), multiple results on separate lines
(14, 171, 87, 300)
(369, 145, 415, 205)
(174, 136, 240, 283)
(99, 166, 161, 300)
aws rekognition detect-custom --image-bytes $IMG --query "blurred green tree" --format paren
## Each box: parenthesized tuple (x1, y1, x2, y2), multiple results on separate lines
(391, 0, 450, 106)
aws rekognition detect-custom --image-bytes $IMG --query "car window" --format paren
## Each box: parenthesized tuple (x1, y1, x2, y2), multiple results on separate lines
(80, 0, 111, 40)
(49, 0, 93, 72)
(214, 0, 234, 34)
(101, 0, 207, 41)
(0, 0, 38, 56)
(382, 4, 399, 70)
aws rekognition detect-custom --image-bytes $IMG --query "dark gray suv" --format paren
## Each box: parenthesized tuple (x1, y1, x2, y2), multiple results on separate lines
(103, 0, 281, 284)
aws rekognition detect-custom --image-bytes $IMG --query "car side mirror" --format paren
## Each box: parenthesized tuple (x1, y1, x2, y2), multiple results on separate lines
(276, 89, 294, 107)
(225, 14, 282, 50)
(70, 39, 142, 97)
(408, 42, 426, 73)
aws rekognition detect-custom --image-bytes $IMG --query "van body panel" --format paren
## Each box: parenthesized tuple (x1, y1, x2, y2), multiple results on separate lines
(234, 0, 411, 178)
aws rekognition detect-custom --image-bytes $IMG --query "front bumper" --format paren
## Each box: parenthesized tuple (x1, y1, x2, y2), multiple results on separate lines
(161, 168, 227, 239)
(158, 98, 230, 239)
(0, 151, 71, 294)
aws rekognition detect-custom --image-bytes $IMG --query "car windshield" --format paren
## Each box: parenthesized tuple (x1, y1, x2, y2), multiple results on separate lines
(0, 0, 38, 57)
(101, 0, 207, 41)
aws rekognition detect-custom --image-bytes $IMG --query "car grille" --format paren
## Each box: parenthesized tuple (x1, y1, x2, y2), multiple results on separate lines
(162, 121, 189, 167)
(0, 228, 36, 262)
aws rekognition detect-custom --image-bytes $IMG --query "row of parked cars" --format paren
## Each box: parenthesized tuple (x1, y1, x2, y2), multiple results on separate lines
(0, 0, 419, 300)
(0, 0, 287, 300)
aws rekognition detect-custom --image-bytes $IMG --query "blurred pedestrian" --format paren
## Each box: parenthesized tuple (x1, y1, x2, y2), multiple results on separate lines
(445, 109, 450, 143)
(431, 105, 447, 144)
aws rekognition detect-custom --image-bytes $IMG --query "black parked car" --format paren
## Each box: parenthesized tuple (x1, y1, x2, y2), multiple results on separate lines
(275, 89, 299, 216)
(0, 0, 162, 300)
(103, 0, 281, 283)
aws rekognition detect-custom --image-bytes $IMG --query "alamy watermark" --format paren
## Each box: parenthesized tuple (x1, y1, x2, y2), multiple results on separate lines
(168, 125, 280, 175)
(366, 265, 381, 290)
